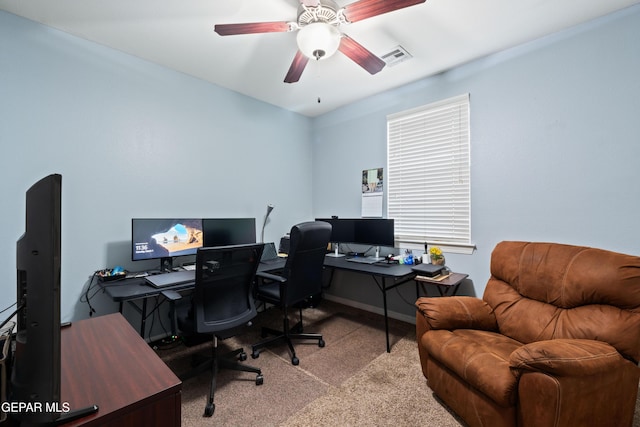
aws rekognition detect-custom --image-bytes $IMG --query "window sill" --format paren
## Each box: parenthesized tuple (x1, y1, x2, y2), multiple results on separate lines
(399, 241, 476, 255)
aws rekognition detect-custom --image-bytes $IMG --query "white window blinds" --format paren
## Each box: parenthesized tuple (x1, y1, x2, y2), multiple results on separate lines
(387, 94, 472, 252)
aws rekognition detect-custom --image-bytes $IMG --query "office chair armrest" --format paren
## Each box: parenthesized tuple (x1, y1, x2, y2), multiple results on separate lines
(160, 290, 183, 301)
(256, 271, 287, 283)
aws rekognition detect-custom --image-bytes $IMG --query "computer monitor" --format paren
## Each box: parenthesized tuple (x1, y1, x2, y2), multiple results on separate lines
(132, 218, 204, 271)
(354, 219, 395, 247)
(202, 218, 256, 247)
(316, 218, 355, 244)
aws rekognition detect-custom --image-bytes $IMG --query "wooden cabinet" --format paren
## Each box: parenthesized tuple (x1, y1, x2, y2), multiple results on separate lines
(60, 313, 181, 427)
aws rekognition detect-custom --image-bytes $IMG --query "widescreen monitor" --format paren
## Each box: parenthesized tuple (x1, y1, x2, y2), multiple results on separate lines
(315, 218, 395, 247)
(131, 219, 204, 268)
(203, 218, 256, 247)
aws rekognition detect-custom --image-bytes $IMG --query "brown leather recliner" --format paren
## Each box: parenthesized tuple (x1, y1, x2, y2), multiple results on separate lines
(416, 241, 640, 427)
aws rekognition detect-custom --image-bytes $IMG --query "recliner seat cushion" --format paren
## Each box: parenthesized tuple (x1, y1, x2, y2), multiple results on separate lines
(423, 329, 522, 407)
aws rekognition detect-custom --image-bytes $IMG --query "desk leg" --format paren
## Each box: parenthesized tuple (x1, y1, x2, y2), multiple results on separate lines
(382, 278, 391, 353)
(140, 298, 148, 338)
(325, 267, 335, 290)
(122, 298, 150, 340)
(373, 275, 405, 353)
(438, 283, 461, 297)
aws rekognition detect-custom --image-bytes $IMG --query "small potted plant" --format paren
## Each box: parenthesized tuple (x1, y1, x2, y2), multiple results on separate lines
(429, 246, 445, 266)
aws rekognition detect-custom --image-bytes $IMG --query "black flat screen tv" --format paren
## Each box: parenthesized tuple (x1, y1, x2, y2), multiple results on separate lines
(10, 174, 99, 425)
(12, 174, 62, 424)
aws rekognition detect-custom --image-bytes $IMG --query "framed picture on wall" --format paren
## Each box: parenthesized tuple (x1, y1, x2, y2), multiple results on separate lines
(362, 168, 383, 217)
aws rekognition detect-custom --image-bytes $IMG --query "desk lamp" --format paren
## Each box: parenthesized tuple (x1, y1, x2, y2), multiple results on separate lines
(260, 204, 274, 243)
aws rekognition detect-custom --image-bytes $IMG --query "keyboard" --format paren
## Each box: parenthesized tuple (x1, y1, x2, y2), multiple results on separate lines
(346, 257, 381, 265)
(145, 270, 195, 288)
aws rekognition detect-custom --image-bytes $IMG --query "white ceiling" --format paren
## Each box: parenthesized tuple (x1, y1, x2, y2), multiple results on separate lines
(1, 0, 638, 117)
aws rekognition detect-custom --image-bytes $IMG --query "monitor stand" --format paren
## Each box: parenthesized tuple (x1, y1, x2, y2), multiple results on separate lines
(326, 243, 345, 257)
(367, 247, 384, 262)
(160, 257, 173, 272)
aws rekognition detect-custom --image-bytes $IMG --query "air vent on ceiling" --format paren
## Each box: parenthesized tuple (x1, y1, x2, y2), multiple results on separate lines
(381, 46, 412, 67)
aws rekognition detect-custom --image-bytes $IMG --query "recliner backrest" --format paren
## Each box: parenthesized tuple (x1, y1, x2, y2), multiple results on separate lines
(193, 243, 264, 335)
(483, 241, 640, 362)
(281, 221, 332, 305)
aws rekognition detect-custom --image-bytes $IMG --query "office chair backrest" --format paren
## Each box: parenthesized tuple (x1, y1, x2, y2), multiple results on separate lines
(193, 243, 264, 335)
(282, 221, 332, 304)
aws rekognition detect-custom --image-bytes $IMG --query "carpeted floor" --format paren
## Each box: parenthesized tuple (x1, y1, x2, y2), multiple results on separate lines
(155, 299, 640, 427)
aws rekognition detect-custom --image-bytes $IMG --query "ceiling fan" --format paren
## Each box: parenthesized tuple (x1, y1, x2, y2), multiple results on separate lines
(214, 0, 427, 83)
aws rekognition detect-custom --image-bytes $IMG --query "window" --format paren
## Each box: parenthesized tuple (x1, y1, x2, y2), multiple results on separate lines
(387, 94, 473, 254)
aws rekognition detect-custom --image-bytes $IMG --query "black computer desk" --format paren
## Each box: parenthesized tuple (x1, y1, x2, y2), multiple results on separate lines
(101, 261, 284, 339)
(101, 276, 190, 338)
(321, 256, 416, 352)
(101, 257, 418, 352)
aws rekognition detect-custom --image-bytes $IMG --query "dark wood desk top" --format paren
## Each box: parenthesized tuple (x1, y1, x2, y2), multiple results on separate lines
(60, 313, 181, 426)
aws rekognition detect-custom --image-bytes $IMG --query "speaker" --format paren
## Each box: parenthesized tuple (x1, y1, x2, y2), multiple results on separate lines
(279, 235, 290, 254)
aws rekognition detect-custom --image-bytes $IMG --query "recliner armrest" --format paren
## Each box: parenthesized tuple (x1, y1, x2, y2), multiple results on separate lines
(510, 339, 625, 378)
(256, 271, 287, 283)
(415, 296, 498, 331)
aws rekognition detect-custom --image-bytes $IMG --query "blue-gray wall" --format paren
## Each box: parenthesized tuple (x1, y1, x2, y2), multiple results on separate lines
(313, 5, 640, 320)
(1, 12, 313, 325)
(2, 5, 639, 328)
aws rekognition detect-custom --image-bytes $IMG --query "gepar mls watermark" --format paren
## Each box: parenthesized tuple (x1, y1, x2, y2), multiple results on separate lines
(1, 401, 71, 414)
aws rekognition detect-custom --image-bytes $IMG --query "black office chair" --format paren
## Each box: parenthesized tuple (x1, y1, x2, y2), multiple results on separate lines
(251, 221, 332, 365)
(174, 244, 265, 417)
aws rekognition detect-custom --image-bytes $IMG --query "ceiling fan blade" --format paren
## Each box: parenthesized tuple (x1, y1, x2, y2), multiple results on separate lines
(339, 35, 385, 75)
(214, 21, 291, 36)
(342, 0, 426, 23)
(284, 51, 310, 83)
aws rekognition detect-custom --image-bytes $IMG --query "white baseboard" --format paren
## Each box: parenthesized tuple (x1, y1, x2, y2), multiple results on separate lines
(323, 294, 416, 325)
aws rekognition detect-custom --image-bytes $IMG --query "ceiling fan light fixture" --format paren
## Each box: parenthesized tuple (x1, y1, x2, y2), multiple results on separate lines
(297, 22, 341, 61)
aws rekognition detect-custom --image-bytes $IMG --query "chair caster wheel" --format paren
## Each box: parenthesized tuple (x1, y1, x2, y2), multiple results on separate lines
(256, 374, 264, 385)
(292, 356, 299, 366)
(251, 350, 260, 359)
(239, 351, 247, 361)
(204, 402, 215, 417)
(319, 339, 325, 348)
